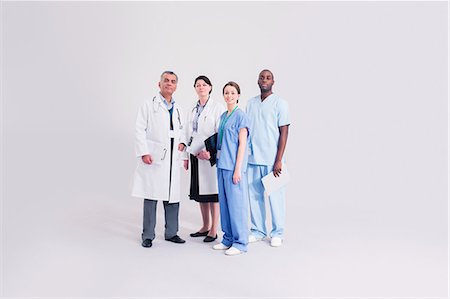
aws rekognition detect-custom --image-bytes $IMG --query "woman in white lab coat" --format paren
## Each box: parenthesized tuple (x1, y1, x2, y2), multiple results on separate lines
(185, 75, 226, 242)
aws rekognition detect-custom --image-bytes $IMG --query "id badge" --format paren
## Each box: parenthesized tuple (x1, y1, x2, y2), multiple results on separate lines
(216, 150, 221, 159)
(168, 130, 175, 138)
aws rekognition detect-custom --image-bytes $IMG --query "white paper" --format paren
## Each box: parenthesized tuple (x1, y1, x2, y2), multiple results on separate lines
(261, 167, 291, 196)
(146, 140, 167, 165)
(186, 132, 206, 155)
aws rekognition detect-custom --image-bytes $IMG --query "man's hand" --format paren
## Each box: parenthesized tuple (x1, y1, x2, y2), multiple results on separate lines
(142, 154, 153, 165)
(183, 160, 189, 170)
(178, 143, 186, 151)
(273, 160, 282, 177)
(197, 150, 211, 160)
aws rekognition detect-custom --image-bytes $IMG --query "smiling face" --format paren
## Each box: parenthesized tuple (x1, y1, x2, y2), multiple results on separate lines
(158, 73, 178, 97)
(223, 85, 239, 106)
(258, 70, 274, 93)
(194, 79, 212, 98)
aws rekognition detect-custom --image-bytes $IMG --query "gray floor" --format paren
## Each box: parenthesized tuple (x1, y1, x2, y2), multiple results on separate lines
(2, 178, 448, 298)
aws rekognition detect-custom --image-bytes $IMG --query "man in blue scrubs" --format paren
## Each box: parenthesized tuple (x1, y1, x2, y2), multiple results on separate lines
(246, 69, 290, 247)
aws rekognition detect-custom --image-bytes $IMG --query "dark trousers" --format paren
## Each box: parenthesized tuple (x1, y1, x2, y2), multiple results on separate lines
(142, 199, 179, 241)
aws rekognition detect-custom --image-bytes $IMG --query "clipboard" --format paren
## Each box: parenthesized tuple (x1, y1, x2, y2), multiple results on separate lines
(261, 166, 291, 196)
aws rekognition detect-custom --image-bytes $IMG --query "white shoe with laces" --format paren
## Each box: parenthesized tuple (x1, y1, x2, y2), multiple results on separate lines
(213, 243, 230, 250)
(225, 247, 243, 256)
(248, 235, 263, 243)
(270, 237, 283, 247)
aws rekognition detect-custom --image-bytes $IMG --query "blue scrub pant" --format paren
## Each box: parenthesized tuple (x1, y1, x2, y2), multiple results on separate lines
(217, 168, 249, 251)
(247, 164, 286, 239)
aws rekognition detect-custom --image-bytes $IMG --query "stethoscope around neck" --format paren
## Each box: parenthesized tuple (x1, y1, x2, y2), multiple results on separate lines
(187, 98, 211, 146)
(191, 97, 210, 122)
(152, 96, 182, 130)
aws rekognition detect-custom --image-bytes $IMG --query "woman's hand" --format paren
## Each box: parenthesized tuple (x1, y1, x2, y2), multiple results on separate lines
(183, 160, 189, 170)
(197, 150, 211, 160)
(233, 169, 241, 184)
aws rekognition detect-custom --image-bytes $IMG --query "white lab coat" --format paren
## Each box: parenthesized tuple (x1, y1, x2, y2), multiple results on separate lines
(131, 94, 187, 203)
(185, 98, 226, 195)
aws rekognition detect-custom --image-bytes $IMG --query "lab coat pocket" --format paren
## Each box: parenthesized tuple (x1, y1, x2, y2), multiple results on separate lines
(135, 158, 158, 182)
(146, 140, 167, 165)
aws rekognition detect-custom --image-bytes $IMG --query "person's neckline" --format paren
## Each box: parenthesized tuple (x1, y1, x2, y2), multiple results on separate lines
(226, 106, 238, 116)
(260, 93, 274, 103)
(159, 92, 173, 103)
(198, 96, 210, 107)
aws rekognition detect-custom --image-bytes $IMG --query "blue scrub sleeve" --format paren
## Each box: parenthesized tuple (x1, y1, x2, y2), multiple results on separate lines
(277, 99, 290, 127)
(237, 112, 251, 137)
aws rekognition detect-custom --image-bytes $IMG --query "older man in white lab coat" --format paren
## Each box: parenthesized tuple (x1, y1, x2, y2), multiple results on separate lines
(132, 71, 188, 248)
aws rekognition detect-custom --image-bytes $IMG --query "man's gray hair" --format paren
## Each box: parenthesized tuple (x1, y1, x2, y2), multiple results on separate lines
(160, 71, 178, 82)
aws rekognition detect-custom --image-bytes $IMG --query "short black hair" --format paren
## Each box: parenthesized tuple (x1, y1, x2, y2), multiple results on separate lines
(259, 69, 274, 79)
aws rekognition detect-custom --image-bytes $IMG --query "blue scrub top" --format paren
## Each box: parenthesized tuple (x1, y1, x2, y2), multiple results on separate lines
(246, 94, 290, 166)
(217, 108, 250, 172)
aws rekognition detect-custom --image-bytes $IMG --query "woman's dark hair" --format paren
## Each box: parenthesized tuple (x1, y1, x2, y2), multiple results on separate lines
(222, 81, 241, 95)
(222, 81, 241, 103)
(194, 75, 213, 94)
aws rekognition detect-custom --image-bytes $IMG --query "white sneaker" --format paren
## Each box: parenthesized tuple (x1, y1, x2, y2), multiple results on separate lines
(248, 235, 263, 243)
(213, 243, 230, 250)
(270, 237, 283, 247)
(225, 247, 243, 256)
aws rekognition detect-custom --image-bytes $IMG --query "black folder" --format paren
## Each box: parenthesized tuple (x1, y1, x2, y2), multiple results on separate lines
(204, 133, 218, 166)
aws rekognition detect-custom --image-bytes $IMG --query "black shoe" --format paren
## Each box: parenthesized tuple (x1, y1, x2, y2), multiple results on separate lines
(142, 239, 153, 248)
(203, 235, 218, 243)
(190, 230, 209, 237)
(165, 235, 186, 244)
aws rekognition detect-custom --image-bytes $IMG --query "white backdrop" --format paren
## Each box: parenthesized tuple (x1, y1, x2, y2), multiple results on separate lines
(2, 1, 448, 298)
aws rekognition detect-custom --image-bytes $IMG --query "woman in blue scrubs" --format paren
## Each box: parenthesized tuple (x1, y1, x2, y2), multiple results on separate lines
(212, 81, 250, 256)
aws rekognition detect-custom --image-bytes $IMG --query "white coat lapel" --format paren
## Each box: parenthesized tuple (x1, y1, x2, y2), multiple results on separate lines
(155, 93, 172, 113)
(197, 98, 214, 129)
